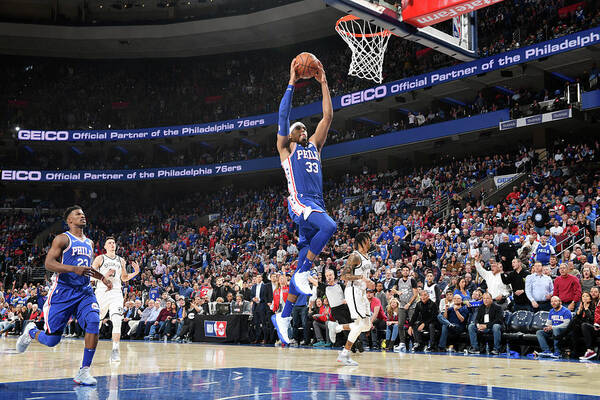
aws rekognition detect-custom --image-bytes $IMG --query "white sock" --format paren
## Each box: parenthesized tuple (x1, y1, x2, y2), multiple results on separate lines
(341, 348, 349, 356)
(112, 341, 119, 350)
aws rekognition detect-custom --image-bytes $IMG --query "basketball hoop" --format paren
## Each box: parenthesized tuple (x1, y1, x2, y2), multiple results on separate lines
(335, 15, 392, 84)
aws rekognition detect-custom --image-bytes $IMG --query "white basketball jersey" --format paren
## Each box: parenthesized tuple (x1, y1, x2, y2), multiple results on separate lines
(97, 254, 122, 292)
(350, 251, 371, 291)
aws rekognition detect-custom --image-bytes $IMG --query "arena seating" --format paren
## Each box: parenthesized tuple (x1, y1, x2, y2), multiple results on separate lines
(2, 135, 599, 358)
(1, 0, 598, 133)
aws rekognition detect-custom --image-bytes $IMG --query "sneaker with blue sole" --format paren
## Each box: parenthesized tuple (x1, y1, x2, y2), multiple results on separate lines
(271, 313, 292, 345)
(16, 321, 36, 353)
(291, 271, 312, 296)
(73, 367, 97, 386)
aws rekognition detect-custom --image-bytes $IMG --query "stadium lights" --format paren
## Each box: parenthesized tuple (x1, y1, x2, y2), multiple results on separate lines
(14, 126, 20, 131)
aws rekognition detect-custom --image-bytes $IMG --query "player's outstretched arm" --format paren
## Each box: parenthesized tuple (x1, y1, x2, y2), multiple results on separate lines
(310, 61, 332, 152)
(276, 59, 299, 160)
(121, 259, 140, 282)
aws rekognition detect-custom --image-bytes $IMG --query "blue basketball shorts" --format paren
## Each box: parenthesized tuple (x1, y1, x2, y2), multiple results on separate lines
(287, 194, 326, 226)
(288, 194, 332, 251)
(43, 284, 100, 335)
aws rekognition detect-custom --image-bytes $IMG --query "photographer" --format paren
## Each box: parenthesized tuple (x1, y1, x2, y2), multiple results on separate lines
(231, 293, 251, 314)
(175, 296, 206, 343)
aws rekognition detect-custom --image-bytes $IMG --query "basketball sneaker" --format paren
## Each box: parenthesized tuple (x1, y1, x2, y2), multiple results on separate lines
(110, 348, 120, 363)
(393, 343, 406, 353)
(580, 350, 597, 360)
(74, 367, 97, 386)
(272, 313, 292, 345)
(16, 321, 35, 353)
(337, 351, 358, 366)
(291, 271, 312, 296)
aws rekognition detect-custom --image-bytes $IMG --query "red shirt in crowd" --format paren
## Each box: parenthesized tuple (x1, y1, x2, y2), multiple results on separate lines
(272, 286, 289, 312)
(315, 305, 333, 322)
(28, 310, 42, 321)
(369, 297, 388, 321)
(199, 285, 210, 298)
(506, 191, 520, 201)
(553, 273, 582, 304)
(156, 307, 175, 322)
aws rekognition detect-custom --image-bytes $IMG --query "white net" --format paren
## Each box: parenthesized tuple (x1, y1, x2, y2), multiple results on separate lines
(335, 15, 392, 84)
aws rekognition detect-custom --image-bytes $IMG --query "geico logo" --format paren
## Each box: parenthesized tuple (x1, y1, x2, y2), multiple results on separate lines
(1, 170, 42, 181)
(17, 130, 69, 141)
(340, 86, 387, 107)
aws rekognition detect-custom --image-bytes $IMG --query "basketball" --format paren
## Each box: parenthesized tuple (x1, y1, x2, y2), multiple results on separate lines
(294, 52, 319, 79)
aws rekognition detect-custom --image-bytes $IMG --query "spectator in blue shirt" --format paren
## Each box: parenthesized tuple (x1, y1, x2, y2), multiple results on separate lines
(453, 278, 471, 301)
(535, 296, 572, 358)
(37, 289, 47, 310)
(174, 281, 194, 298)
(438, 294, 469, 350)
(377, 226, 394, 245)
(525, 262, 554, 312)
(534, 236, 555, 266)
(148, 282, 162, 301)
(393, 221, 408, 240)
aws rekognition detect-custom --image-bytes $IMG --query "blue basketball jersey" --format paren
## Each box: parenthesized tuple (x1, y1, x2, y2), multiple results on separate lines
(282, 141, 323, 198)
(535, 243, 553, 264)
(57, 231, 94, 287)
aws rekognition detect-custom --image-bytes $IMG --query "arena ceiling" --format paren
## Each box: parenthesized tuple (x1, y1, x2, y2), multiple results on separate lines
(0, 0, 343, 58)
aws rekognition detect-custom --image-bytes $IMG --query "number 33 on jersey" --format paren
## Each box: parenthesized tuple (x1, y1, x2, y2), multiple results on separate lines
(282, 141, 323, 197)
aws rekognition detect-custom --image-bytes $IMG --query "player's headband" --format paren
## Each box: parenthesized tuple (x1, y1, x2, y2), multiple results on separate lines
(290, 122, 306, 133)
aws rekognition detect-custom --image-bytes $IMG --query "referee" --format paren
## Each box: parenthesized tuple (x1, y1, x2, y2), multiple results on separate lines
(324, 269, 362, 351)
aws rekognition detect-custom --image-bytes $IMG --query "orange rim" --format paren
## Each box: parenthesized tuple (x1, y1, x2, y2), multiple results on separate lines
(335, 15, 392, 38)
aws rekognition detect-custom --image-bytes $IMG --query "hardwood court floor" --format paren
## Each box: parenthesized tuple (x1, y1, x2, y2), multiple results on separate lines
(1, 337, 600, 399)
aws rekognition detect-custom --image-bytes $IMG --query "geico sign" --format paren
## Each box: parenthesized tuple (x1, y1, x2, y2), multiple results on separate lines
(18, 130, 69, 141)
(340, 86, 387, 107)
(1, 170, 42, 181)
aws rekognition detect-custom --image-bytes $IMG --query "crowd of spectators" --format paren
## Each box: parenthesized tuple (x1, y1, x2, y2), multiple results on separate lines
(509, 87, 571, 119)
(2, 135, 600, 359)
(1, 0, 304, 26)
(2, 85, 537, 170)
(478, 0, 599, 56)
(2, 0, 598, 135)
(0, 37, 451, 134)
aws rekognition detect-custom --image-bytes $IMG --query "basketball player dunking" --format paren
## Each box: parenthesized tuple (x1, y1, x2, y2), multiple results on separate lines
(92, 236, 140, 362)
(336, 232, 373, 366)
(272, 58, 337, 345)
(17, 205, 112, 385)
